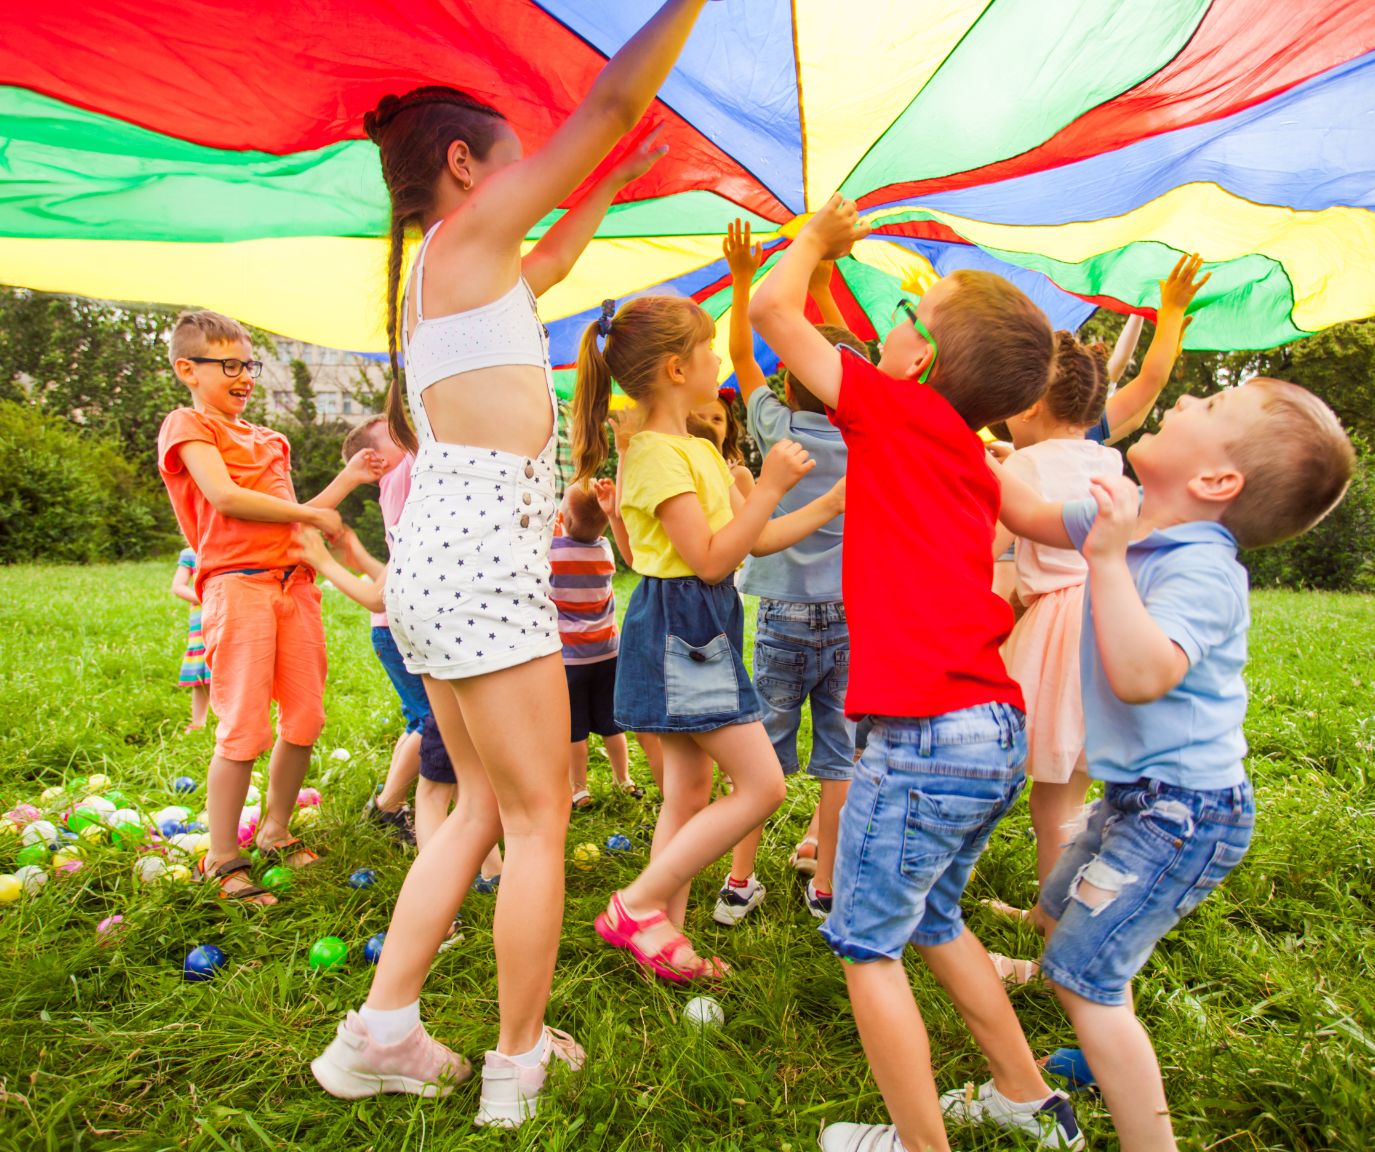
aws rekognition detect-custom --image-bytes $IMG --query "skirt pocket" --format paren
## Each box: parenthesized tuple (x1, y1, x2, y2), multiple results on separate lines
(664, 633, 740, 717)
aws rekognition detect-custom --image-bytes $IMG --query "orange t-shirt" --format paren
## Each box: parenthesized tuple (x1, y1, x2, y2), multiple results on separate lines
(158, 408, 299, 597)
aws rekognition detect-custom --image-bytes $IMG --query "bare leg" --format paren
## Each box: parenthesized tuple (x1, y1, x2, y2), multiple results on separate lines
(727, 821, 765, 884)
(255, 738, 314, 858)
(649, 734, 715, 928)
(414, 777, 455, 851)
(569, 740, 589, 796)
(1055, 983, 1176, 1152)
(619, 723, 785, 957)
(634, 731, 664, 792)
(204, 752, 273, 904)
(1026, 770, 1090, 933)
(604, 732, 634, 789)
(814, 778, 849, 895)
(917, 929, 1053, 1102)
(845, 958, 951, 1152)
(377, 730, 421, 812)
(189, 685, 210, 730)
(480, 841, 504, 880)
(367, 677, 502, 1011)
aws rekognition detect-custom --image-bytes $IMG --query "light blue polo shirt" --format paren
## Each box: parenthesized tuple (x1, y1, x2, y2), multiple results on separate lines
(1064, 498, 1250, 790)
(738, 389, 846, 603)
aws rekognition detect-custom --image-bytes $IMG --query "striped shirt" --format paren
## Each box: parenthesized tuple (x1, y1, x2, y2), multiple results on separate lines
(549, 535, 618, 665)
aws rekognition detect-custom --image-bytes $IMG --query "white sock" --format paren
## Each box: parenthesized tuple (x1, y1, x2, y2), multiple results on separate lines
(503, 1029, 548, 1068)
(359, 1001, 420, 1046)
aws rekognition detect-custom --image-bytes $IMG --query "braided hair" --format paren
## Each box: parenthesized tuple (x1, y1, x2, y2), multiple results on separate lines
(1043, 330, 1110, 429)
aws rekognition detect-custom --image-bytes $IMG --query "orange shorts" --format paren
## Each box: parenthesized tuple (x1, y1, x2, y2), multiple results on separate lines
(200, 568, 327, 761)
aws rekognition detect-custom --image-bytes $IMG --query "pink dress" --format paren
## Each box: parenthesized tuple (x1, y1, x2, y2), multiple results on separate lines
(1001, 438, 1122, 783)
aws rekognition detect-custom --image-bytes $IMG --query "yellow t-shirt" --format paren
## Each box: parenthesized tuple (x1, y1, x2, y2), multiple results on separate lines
(620, 431, 735, 579)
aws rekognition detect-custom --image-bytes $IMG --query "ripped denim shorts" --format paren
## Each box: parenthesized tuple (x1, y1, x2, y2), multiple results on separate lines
(1039, 777, 1254, 1005)
(613, 573, 763, 734)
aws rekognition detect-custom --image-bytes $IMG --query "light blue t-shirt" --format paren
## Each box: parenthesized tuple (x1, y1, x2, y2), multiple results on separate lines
(1063, 498, 1249, 790)
(738, 389, 846, 603)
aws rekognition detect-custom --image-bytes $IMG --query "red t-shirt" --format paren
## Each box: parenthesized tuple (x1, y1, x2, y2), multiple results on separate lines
(157, 408, 299, 598)
(831, 349, 1023, 718)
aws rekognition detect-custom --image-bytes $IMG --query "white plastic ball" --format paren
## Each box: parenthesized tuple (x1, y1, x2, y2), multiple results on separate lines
(134, 856, 169, 884)
(14, 865, 48, 895)
(21, 820, 57, 847)
(682, 995, 724, 1028)
(329, 748, 351, 762)
(82, 796, 115, 816)
(152, 806, 190, 828)
(85, 774, 111, 793)
(107, 808, 142, 830)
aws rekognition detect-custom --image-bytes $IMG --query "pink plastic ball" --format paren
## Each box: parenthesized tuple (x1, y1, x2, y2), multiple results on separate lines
(5, 804, 41, 826)
(296, 788, 322, 808)
(55, 860, 83, 877)
(96, 915, 124, 937)
(236, 819, 257, 847)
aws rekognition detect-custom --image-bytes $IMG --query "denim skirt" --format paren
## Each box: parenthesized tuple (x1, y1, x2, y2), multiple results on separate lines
(614, 573, 763, 734)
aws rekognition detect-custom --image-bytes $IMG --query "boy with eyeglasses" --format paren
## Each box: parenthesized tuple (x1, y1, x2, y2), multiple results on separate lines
(752, 197, 1082, 1152)
(158, 309, 384, 905)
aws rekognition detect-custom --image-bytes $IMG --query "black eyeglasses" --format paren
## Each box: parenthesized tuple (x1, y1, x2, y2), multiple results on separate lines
(187, 356, 264, 379)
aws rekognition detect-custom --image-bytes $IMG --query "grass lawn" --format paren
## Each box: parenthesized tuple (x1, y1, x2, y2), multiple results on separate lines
(0, 561, 1371, 1151)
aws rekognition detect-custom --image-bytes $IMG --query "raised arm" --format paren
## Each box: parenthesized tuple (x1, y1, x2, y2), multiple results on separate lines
(178, 441, 341, 538)
(305, 449, 386, 511)
(467, 0, 712, 246)
(808, 259, 846, 328)
(752, 477, 844, 556)
(1102, 254, 1209, 443)
(723, 218, 769, 402)
(1082, 474, 1189, 703)
(657, 440, 813, 584)
(986, 454, 1072, 549)
(522, 126, 667, 298)
(750, 195, 870, 410)
(1105, 313, 1144, 384)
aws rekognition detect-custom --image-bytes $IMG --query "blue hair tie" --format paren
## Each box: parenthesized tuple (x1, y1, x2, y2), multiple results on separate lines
(597, 299, 616, 338)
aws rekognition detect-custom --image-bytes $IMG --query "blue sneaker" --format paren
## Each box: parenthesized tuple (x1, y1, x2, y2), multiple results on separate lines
(805, 879, 833, 920)
(712, 874, 766, 926)
(471, 873, 500, 895)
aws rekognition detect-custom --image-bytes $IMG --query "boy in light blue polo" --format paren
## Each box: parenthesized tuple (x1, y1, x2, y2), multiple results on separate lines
(995, 378, 1353, 1152)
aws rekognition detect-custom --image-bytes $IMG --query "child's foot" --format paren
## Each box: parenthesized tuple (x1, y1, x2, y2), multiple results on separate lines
(363, 796, 417, 845)
(713, 873, 766, 926)
(939, 1079, 1084, 1150)
(256, 833, 322, 870)
(183, 723, 204, 735)
(987, 951, 1041, 986)
(595, 891, 728, 983)
(615, 779, 645, 800)
(311, 1011, 472, 1099)
(197, 855, 276, 905)
(981, 897, 1032, 922)
(570, 788, 594, 812)
(817, 1121, 906, 1151)
(473, 1026, 585, 1128)
(805, 879, 833, 920)
(789, 837, 819, 877)
(437, 916, 465, 953)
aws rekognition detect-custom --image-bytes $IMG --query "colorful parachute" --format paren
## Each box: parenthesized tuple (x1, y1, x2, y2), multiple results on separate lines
(3, 0, 1374, 393)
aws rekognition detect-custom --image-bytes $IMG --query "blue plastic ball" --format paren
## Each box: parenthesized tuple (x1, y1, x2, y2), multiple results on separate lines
(172, 776, 197, 794)
(184, 822, 207, 834)
(182, 944, 227, 982)
(363, 932, 386, 964)
(606, 833, 632, 853)
(347, 868, 378, 890)
(159, 819, 185, 838)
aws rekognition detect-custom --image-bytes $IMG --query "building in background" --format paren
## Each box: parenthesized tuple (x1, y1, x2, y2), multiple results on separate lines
(259, 339, 387, 426)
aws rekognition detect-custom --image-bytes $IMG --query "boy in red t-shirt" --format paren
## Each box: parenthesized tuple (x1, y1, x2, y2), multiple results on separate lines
(158, 310, 384, 905)
(753, 198, 1081, 1152)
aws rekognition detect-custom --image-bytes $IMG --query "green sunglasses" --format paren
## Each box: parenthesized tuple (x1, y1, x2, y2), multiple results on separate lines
(891, 298, 938, 384)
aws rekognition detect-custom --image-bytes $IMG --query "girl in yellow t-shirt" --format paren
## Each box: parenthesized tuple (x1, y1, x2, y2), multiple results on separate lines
(571, 295, 844, 982)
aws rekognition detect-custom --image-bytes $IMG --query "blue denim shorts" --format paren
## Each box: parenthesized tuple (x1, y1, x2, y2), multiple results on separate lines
(613, 574, 762, 734)
(371, 626, 431, 734)
(753, 599, 855, 781)
(1039, 777, 1254, 1005)
(820, 704, 1027, 960)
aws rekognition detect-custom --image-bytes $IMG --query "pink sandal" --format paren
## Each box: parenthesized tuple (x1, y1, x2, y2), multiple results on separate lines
(594, 892, 728, 984)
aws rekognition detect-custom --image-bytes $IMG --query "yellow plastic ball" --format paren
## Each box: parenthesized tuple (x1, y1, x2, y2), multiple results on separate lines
(0, 875, 20, 904)
(572, 843, 600, 871)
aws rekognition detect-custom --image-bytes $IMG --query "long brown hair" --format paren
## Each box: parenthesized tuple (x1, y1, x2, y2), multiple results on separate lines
(1044, 330, 1110, 429)
(571, 296, 714, 485)
(364, 87, 509, 453)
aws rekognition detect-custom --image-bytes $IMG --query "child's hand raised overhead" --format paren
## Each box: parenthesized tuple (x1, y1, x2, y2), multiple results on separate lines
(608, 122, 669, 188)
(591, 477, 619, 521)
(800, 193, 872, 261)
(1159, 253, 1210, 318)
(1084, 474, 1142, 562)
(758, 439, 815, 494)
(723, 218, 763, 283)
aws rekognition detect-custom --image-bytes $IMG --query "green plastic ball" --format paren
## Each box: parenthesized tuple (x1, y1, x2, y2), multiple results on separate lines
(261, 866, 293, 893)
(103, 791, 128, 807)
(67, 808, 99, 833)
(308, 936, 348, 971)
(111, 822, 146, 849)
(16, 843, 49, 868)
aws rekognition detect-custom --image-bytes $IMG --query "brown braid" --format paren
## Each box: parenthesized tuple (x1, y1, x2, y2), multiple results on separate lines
(1044, 330, 1110, 429)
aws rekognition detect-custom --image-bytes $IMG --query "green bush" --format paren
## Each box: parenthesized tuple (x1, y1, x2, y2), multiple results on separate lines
(1243, 437, 1375, 592)
(0, 401, 176, 563)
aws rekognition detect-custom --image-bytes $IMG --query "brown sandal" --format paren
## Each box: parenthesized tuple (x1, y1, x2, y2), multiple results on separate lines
(198, 856, 273, 903)
(257, 837, 321, 869)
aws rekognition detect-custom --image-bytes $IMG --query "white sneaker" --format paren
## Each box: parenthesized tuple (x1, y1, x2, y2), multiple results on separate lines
(311, 1011, 471, 1099)
(817, 1121, 906, 1151)
(712, 874, 766, 926)
(473, 1026, 585, 1128)
(940, 1079, 1084, 1150)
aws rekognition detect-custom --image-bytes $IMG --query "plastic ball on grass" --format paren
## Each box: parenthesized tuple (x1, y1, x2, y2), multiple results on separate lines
(14, 865, 47, 895)
(52, 849, 82, 871)
(172, 776, 197, 795)
(244, 785, 261, 806)
(80, 824, 109, 845)
(308, 936, 348, 971)
(159, 820, 186, 839)
(21, 819, 57, 847)
(66, 807, 100, 833)
(182, 944, 226, 982)
(5, 804, 41, 827)
(102, 790, 128, 808)
(363, 932, 386, 964)
(291, 806, 320, 831)
(81, 797, 115, 818)
(112, 822, 147, 850)
(153, 806, 191, 827)
(134, 856, 169, 884)
(236, 820, 258, 847)
(85, 774, 111, 793)
(16, 843, 50, 869)
(329, 748, 351, 762)
(682, 995, 725, 1028)
(261, 866, 293, 893)
(572, 843, 600, 871)
(606, 833, 632, 853)
(95, 914, 125, 943)
(0, 874, 21, 904)
(0, 819, 19, 841)
(296, 788, 322, 807)
(347, 868, 377, 890)
(39, 786, 68, 807)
